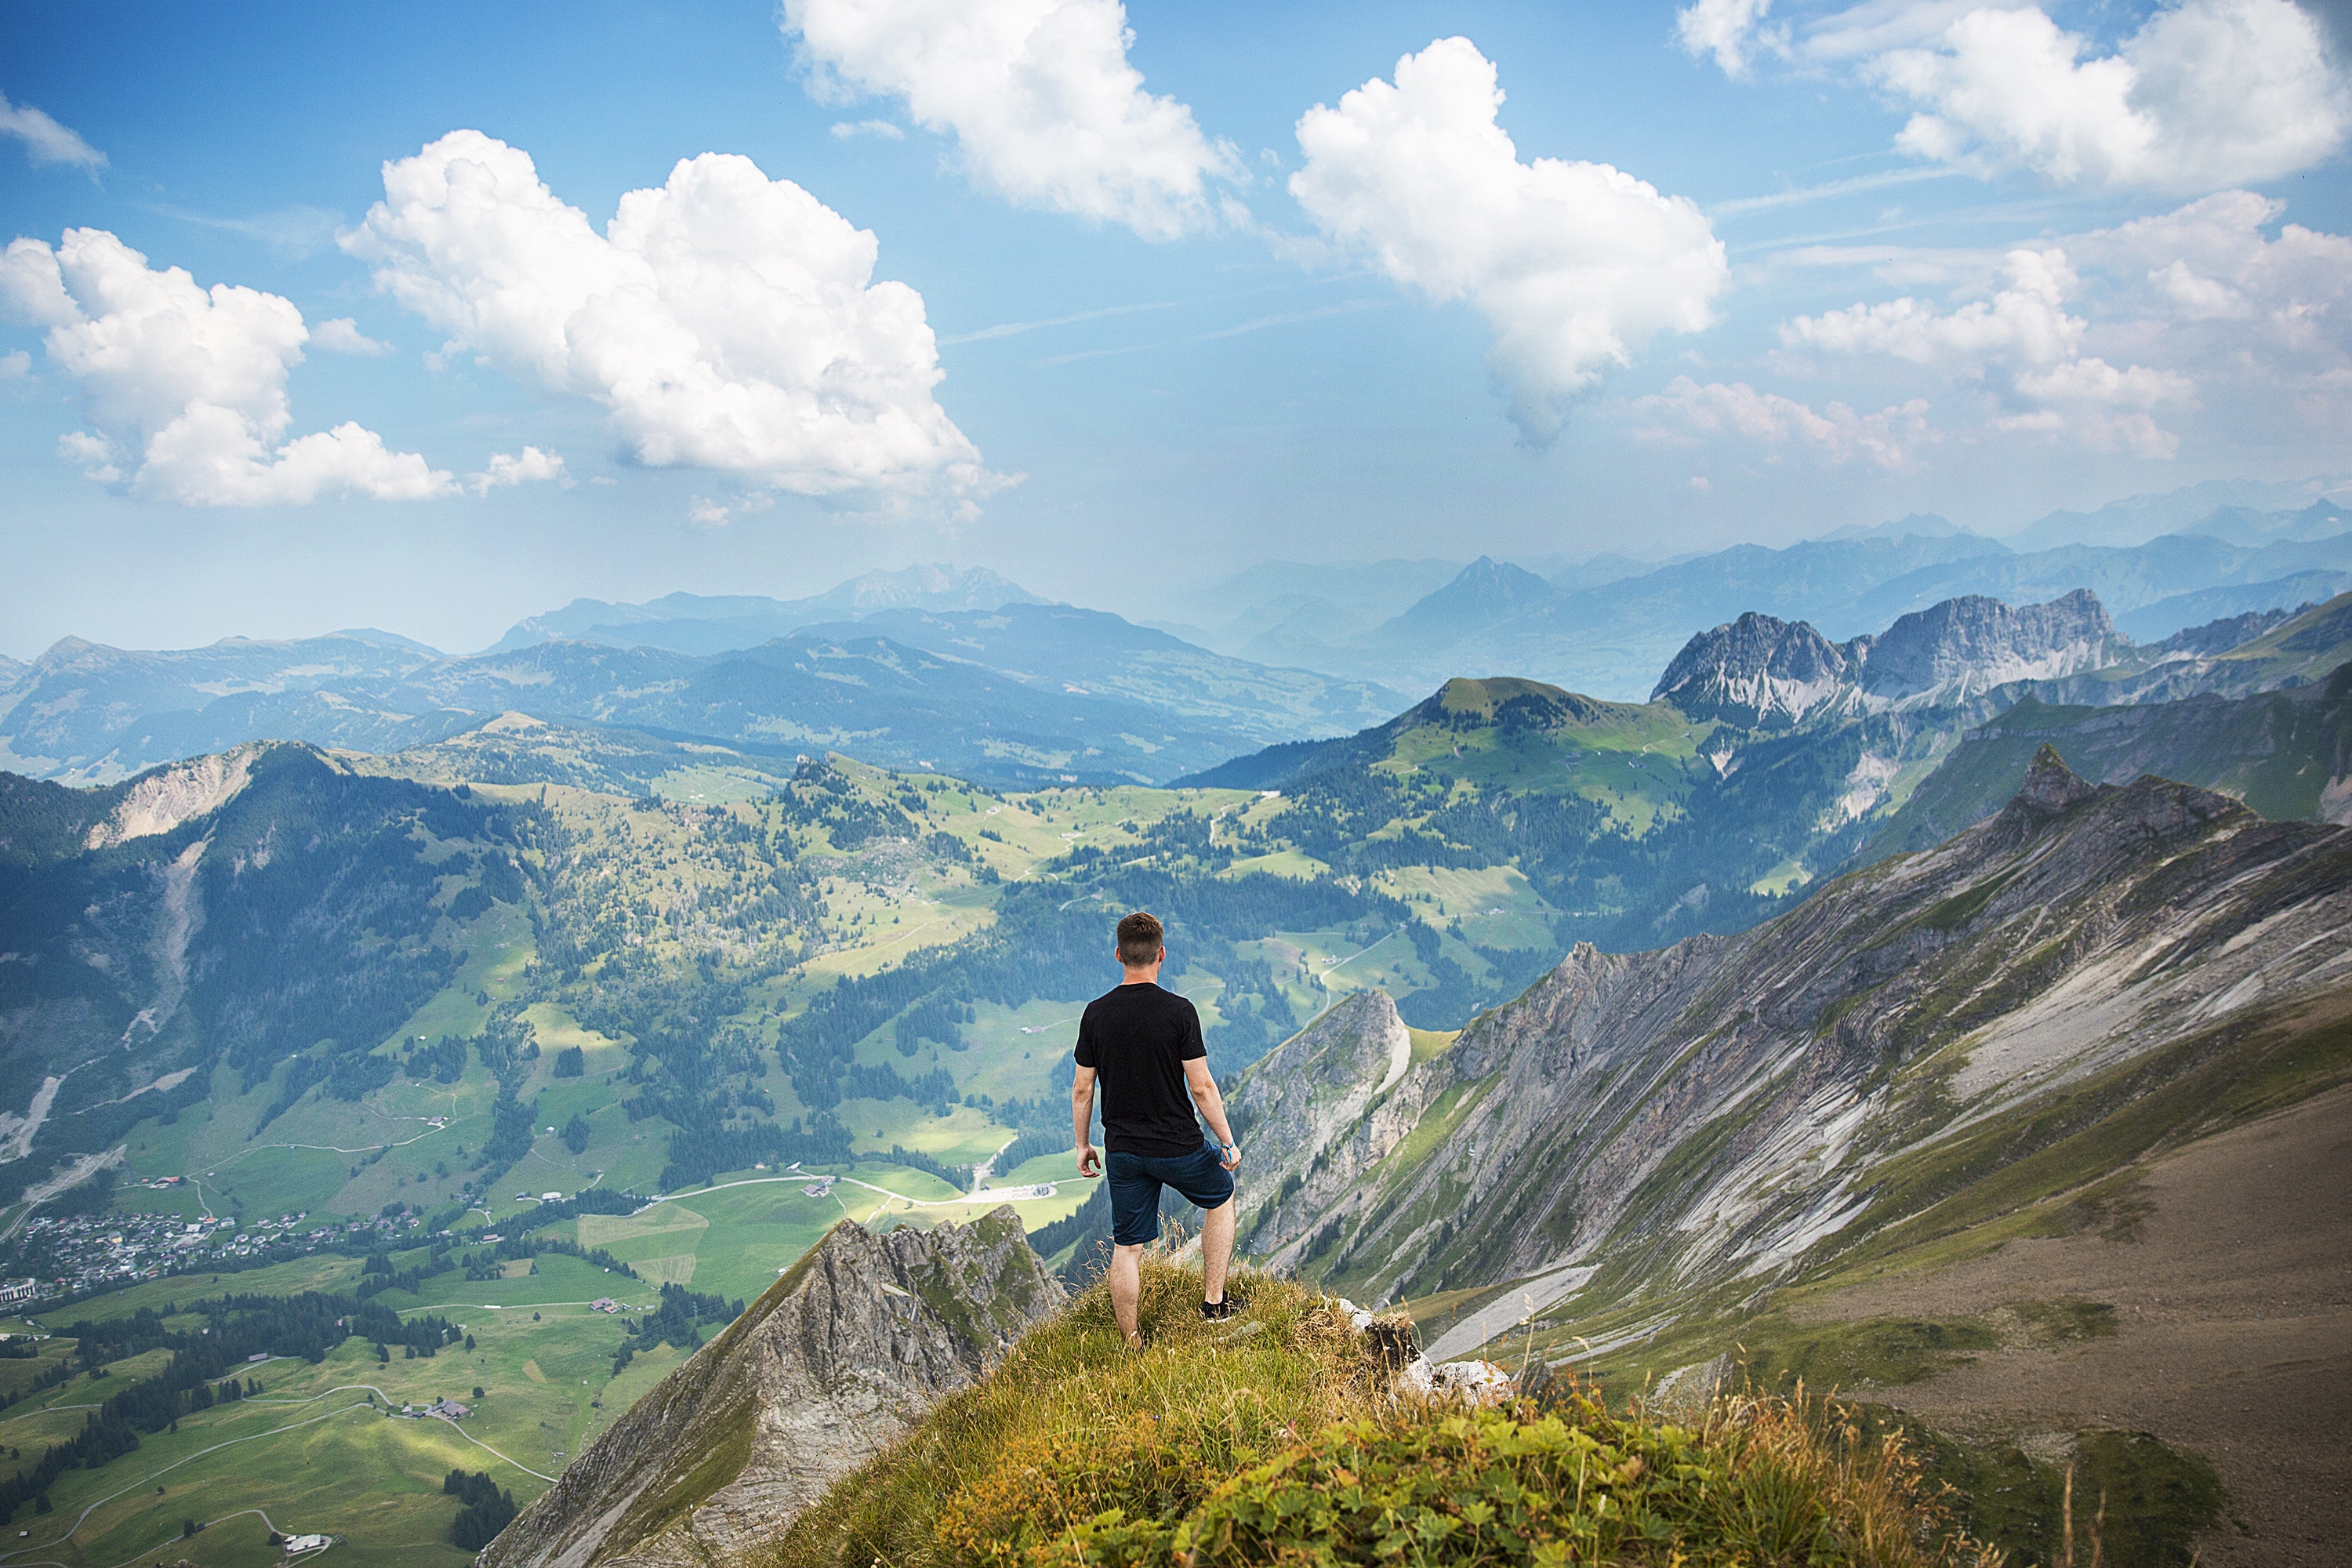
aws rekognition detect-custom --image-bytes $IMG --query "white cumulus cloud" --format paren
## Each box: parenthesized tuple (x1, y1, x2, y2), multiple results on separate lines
(0, 228, 454, 503)
(1782, 245, 2194, 456)
(1874, 0, 2348, 191)
(310, 317, 389, 354)
(1629, 376, 1934, 467)
(1685, 0, 2347, 194)
(344, 130, 1000, 507)
(1675, 0, 1786, 76)
(0, 92, 106, 172)
(784, 0, 1242, 240)
(1290, 37, 1729, 443)
(468, 445, 570, 495)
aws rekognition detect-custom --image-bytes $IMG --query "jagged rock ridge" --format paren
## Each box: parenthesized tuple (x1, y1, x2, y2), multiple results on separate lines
(480, 1209, 1061, 1568)
(1230, 748, 2352, 1308)
(1653, 590, 2124, 726)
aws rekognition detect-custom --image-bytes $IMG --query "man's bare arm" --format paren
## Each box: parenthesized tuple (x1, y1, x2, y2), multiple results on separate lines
(1183, 1058, 1238, 1166)
(1072, 1063, 1101, 1178)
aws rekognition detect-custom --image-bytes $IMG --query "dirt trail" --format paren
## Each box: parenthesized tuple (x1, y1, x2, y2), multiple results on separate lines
(1803, 1083, 2352, 1566)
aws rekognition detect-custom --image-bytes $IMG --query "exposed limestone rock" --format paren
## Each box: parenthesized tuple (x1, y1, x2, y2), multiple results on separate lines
(1247, 750, 2352, 1323)
(1654, 590, 2125, 727)
(1229, 990, 1436, 1269)
(479, 1208, 1061, 1568)
(2014, 742, 2100, 813)
(82, 744, 266, 850)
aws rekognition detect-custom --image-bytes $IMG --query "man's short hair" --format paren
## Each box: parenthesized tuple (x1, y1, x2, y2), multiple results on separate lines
(1116, 911, 1164, 967)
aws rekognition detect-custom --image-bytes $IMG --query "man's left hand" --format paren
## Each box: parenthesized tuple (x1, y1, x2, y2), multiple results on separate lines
(1219, 1142, 1240, 1171)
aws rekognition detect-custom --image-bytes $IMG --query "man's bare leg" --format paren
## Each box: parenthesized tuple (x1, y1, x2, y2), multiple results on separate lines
(1200, 1198, 1236, 1305)
(1110, 1242, 1145, 1347)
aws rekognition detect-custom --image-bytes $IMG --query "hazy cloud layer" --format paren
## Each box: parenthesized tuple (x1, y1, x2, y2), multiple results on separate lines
(0, 228, 454, 503)
(1680, 0, 2349, 192)
(346, 130, 998, 506)
(1784, 246, 2194, 456)
(1290, 37, 1728, 444)
(1762, 190, 2352, 463)
(1629, 377, 1935, 467)
(784, 0, 1242, 240)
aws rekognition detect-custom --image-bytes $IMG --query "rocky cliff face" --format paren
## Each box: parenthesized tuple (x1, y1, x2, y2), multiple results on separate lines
(1231, 749, 2352, 1313)
(1653, 590, 2124, 726)
(479, 1209, 1061, 1568)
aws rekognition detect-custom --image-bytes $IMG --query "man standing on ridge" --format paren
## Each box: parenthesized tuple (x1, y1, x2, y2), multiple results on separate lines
(1073, 910, 1243, 1348)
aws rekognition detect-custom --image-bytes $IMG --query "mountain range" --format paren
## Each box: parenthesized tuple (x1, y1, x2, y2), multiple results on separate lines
(6, 481, 2352, 1565)
(1225, 747, 2352, 1561)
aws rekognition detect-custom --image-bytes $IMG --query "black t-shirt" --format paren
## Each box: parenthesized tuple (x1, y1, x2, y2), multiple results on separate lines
(1073, 982, 1207, 1157)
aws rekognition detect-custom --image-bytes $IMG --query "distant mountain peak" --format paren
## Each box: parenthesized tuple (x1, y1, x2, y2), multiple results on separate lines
(482, 565, 1048, 656)
(1817, 511, 1969, 543)
(1656, 590, 2126, 727)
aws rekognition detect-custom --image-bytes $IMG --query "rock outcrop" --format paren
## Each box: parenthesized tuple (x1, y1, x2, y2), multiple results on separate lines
(1653, 590, 2125, 726)
(479, 1209, 1062, 1568)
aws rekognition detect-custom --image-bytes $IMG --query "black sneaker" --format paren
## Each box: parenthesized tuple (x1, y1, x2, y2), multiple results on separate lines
(1200, 1293, 1246, 1322)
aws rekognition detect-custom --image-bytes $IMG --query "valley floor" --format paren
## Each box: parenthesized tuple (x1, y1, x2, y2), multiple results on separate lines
(1795, 1081, 2352, 1567)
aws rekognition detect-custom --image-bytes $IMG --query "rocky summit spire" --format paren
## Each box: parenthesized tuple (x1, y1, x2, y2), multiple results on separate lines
(479, 1209, 1061, 1568)
(2016, 742, 2098, 813)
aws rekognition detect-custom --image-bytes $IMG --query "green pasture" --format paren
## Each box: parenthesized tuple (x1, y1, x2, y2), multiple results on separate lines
(41, 1255, 366, 1325)
(2, 1296, 661, 1568)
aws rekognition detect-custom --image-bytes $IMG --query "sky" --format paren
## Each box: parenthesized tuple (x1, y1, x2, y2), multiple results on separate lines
(2, 0, 2349, 657)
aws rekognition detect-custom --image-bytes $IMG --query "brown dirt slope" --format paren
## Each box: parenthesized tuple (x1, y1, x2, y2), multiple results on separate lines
(1801, 1082, 2352, 1567)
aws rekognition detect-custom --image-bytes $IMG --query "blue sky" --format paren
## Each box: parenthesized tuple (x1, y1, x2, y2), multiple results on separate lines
(3, 0, 2348, 655)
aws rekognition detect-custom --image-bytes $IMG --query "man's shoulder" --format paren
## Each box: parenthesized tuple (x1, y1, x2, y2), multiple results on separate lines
(1083, 983, 1196, 1017)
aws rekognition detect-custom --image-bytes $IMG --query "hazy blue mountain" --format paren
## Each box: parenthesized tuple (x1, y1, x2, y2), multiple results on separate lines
(482, 564, 1046, 655)
(2181, 497, 2350, 546)
(1333, 524, 2352, 701)
(1399, 531, 2009, 697)
(1816, 510, 1969, 542)
(2114, 573, 2350, 641)
(0, 633, 447, 781)
(2000, 475, 2346, 550)
(1369, 556, 1559, 651)
(0, 614, 1378, 790)
(828, 602, 1405, 739)
(1835, 528, 2352, 637)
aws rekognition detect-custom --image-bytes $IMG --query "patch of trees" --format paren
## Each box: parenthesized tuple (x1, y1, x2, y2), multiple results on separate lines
(325, 1051, 397, 1102)
(841, 1062, 955, 1105)
(553, 1045, 585, 1077)
(405, 1036, 468, 1082)
(503, 1188, 641, 1233)
(445, 1469, 517, 1549)
(881, 1145, 971, 1190)
(609, 1283, 743, 1374)
(655, 1114, 853, 1192)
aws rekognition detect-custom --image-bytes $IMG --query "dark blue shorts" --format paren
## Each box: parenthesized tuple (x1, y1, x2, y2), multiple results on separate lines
(1106, 1134, 1234, 1246)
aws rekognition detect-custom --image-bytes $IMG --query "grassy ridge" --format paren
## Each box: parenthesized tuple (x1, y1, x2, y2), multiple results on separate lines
(768, 1256, 1989, 1568)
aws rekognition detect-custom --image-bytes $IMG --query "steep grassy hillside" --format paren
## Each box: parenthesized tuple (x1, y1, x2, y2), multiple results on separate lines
(1860, 659, 2352, 859)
